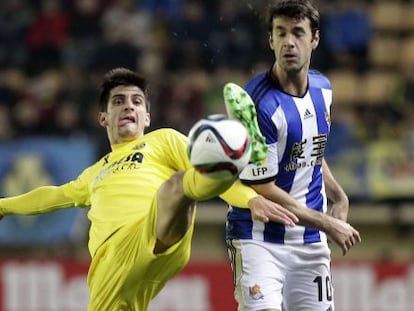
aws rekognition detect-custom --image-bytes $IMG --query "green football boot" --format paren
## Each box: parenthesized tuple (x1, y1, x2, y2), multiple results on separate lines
(223, 82, 268, 164)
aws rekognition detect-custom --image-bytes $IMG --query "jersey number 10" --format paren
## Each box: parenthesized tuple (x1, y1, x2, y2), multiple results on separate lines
(313, 275, 333, 302)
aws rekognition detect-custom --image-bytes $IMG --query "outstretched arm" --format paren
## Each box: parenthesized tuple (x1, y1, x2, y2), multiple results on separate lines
(0, 186, 75, 217)
(220, 180, 299, 226)
(247, 195, 298, 226)
(251, 181, 361, 256)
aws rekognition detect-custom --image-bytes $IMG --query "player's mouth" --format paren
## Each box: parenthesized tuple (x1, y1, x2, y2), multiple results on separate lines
(282, 53, 297, 62)
(119, 116, 136, 126)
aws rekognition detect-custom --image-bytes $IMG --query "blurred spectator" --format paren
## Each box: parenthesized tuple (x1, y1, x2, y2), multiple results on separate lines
(400, 66, 414, 106)
(140, 0, 185, 20)
(317, 0, 372, 72)
(25, 0, 70, 75)
(395, 65, 414, 155)
(155, 70, 206, 132)
(64, 0, 103, 68)
(0, 0, 32, 69)
(12, 69, 66, 135)
(89, 0, 154, 72)
(0, 106, 14, 141)
(12, 95, 42, 136)
(0, 68, 27, 109)
(100, 0, 151, 50)
(202, 67, 247, 116)
(58, 66, 111, 155)
(89, 27, 140, 73)
(0, 68, 27, 140)
(325, 106, 360, 158)
(166, 0, 212, 70)
(208, 1, 266, 71)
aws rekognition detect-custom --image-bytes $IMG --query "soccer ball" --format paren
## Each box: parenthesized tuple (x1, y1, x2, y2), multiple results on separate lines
(187, 114, 251, 180)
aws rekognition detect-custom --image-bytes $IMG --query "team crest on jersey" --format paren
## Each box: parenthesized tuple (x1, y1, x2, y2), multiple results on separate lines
(249, 284, 264, 300)
(132, 142, 146, 150)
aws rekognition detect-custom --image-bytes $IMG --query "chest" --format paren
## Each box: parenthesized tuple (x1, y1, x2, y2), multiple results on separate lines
(274, 91, 330, 142)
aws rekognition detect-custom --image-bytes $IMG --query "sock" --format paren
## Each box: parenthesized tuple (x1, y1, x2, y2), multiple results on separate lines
(183, 168, 234, 201)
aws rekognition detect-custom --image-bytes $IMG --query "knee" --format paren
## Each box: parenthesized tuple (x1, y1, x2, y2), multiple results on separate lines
(160, 172, 185, 198)
(158, 171, 191, 207)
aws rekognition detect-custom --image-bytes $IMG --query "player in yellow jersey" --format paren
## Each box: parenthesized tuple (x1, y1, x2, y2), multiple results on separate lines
(0, 67, 298, 310)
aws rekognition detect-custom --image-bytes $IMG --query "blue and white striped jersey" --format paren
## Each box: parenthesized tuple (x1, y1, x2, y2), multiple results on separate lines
(226, 69, 332, 245)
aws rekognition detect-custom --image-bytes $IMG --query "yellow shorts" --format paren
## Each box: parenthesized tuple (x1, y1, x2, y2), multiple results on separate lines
(87, 195, 194, 310)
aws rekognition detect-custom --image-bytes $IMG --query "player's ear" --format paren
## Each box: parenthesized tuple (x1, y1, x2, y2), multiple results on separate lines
(268, 33, 275, 50)
(311, 30, 320, 50)
(144, 112, 151, 127)
(98, 112, 108, 127)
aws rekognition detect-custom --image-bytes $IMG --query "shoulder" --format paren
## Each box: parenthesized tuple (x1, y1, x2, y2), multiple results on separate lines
(145, 128, 187, 144)
(245, 72, 269, 94)
(308, 69, 331, 89)
(245, 71, 280, 106)
(246, 71, 285, 114)
(146, 128, 185, 138)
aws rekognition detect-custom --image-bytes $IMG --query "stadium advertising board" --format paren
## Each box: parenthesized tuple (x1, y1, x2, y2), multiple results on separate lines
(0, 138, 96, 246)
(0, 259, 413, 311)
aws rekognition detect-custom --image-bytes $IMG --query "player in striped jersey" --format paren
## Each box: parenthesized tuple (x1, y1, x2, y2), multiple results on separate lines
(222, 1, 361, 310)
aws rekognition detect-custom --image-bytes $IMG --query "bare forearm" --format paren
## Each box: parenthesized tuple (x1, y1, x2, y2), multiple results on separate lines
(322, 159, 348, 203)
(322, 159, 349, 220)
(251, 183, 332, 231)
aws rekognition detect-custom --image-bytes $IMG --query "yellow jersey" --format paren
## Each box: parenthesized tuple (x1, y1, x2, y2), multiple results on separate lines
(0, 128, 191, 257)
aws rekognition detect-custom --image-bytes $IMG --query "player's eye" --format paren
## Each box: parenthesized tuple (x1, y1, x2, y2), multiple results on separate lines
(113, 98, 123, 105)
(294, 31, 305, 37)
(132, 96, 145, 106)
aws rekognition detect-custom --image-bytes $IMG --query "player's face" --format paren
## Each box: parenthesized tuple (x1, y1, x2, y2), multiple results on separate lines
(98, 85, 150, 144)
(269, 16, 319, 74)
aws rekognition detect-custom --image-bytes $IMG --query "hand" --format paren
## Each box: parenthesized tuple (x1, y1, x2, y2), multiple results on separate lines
(248, 196, 299, 226)
(326, 217, 361, 256)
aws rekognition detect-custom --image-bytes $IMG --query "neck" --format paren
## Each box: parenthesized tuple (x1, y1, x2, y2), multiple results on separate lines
(272, 63, 308, 97)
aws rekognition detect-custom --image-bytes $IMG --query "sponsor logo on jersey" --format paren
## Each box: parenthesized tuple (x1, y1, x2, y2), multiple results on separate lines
(94, 152, 144, 186)
(304, 108, 314, 119)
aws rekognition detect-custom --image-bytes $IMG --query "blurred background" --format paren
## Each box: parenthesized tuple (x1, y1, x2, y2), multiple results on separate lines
(0, 0, 413, 310)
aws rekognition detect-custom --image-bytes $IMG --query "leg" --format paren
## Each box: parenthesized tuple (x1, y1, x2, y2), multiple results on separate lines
(227, 239, 288, 311)
(283, 244, 334, 311)
(155, 171, 194, 253)
(155, 169, 234, 253)
(88, 196, 197, 310)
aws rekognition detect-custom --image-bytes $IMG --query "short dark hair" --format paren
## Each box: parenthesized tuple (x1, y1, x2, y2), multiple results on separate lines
(99, 67, 150, 112)
(267, 0, 320, 35)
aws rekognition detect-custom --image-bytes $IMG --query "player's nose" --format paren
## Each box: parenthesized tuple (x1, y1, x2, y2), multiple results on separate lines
(124, 99, 136, 110)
